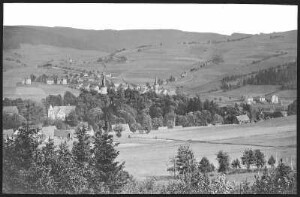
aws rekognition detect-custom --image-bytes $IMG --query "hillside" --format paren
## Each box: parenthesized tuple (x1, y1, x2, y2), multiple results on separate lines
(3, 26, 297, 101)
(3, 26, 227, 52)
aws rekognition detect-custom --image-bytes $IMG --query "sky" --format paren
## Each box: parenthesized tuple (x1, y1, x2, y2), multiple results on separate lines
(3, 3, 298, 35)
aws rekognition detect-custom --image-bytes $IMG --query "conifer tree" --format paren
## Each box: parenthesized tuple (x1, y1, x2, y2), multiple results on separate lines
(72, 125, 92, 166)
(91, 130, 129, 193)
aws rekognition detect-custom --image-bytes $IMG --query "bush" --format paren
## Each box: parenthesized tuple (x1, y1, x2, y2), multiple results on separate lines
(231, 158, 241, 169)
(129, 123, 141, 133)
(113, 124, 124, 137)
(241, 149, 255, 170)
(268, 155, 276, 168)
(216, 151, 230, 173)
(198, 157, 214, 173)
(254, 149, 266, 169)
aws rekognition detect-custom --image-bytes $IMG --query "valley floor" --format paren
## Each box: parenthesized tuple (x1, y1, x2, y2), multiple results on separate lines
(115, 115, 296, 182)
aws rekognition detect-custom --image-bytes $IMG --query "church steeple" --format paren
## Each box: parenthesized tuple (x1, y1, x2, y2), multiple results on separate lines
(101, 72, 106, 87)
(154, 76, 158, 85)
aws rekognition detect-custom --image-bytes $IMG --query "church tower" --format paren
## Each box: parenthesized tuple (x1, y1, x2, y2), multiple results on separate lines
(99, 72, 107, 94)
(154, 76, 159, 94)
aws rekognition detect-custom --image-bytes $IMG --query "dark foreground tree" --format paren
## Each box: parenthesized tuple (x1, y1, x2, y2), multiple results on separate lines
(72, 125, 92, 165)
(91, 130, 130, 193)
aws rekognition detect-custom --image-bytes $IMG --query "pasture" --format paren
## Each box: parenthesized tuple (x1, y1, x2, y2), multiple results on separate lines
(115, 116, 297, 183)
(3, 82, 80, 102)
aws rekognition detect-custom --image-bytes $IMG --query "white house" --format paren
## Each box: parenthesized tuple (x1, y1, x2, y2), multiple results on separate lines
(25, 77, 31, 85)
(46, 78, 54, 85)
(48, 105, 76, 121)
(62, 78, 68, 85)
(271, 95, 279, 104)
(245, 96, 254, 105)
(236, 114, 250, 124)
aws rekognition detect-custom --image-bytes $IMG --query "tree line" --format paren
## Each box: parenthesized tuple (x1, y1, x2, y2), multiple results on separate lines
(120, 145, 296, 194)
(3, 87, 296, 132)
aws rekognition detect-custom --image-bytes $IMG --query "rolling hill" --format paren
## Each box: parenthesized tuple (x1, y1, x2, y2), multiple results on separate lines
(3, 26, 297, 102)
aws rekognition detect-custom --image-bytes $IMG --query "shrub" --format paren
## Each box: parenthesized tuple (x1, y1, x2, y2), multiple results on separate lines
(231, 158, 241, 169)
(241, 149, 255, 170)
(113, 124, 124, 138)
(198, 157, 214, 173)
(254, 149, 266, 169)
(216, 151, 230, 173)
(268, 155, 276, 168)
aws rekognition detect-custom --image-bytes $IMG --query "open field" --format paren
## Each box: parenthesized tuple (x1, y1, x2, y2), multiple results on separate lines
(115, 116, 296, 182)
(3, 82, 80, 102)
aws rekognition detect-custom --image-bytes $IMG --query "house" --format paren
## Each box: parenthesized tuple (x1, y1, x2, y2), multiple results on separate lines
(90, 84, 100, 92)
(25, 77, 31, 85)
(46, 78, 54, 85)
(62, 78, 68, 85)
(236, 114, 250, 124)
(245, 96, 254, 105)
(3, 129, 15, 140)
(40, 126, 56, 139)
(271, 95, 279, 104)
(54, 129, 75, 140)
(48, 105, 76, 120)
(167, 89, 177, 96)
(254, 96, 266, 103)
(3, 106, 19, 115)
(280, 111, 288, 117)
(56, 78, 61, 85)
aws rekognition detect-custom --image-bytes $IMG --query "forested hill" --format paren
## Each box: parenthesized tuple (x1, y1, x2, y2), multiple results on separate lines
(220, 61, 297, 91)
(3, 26, 227, 52)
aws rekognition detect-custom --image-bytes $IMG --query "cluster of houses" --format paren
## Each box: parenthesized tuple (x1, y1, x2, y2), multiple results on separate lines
(21, 77, 32, 85)
(46, 77, 68, 85)
(76, 73, 177, 96)
(244, 94, 279, 105)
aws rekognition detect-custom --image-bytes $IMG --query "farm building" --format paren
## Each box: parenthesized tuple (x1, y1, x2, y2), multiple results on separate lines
(3, 106, 19, 115)
(236, 114, 250, 124)
(48, 105, 76, 120)
(54, 129, 75, 140)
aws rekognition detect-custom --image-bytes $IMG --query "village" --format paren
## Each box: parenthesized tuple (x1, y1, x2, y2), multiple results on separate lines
(19, 57, 177, 96)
